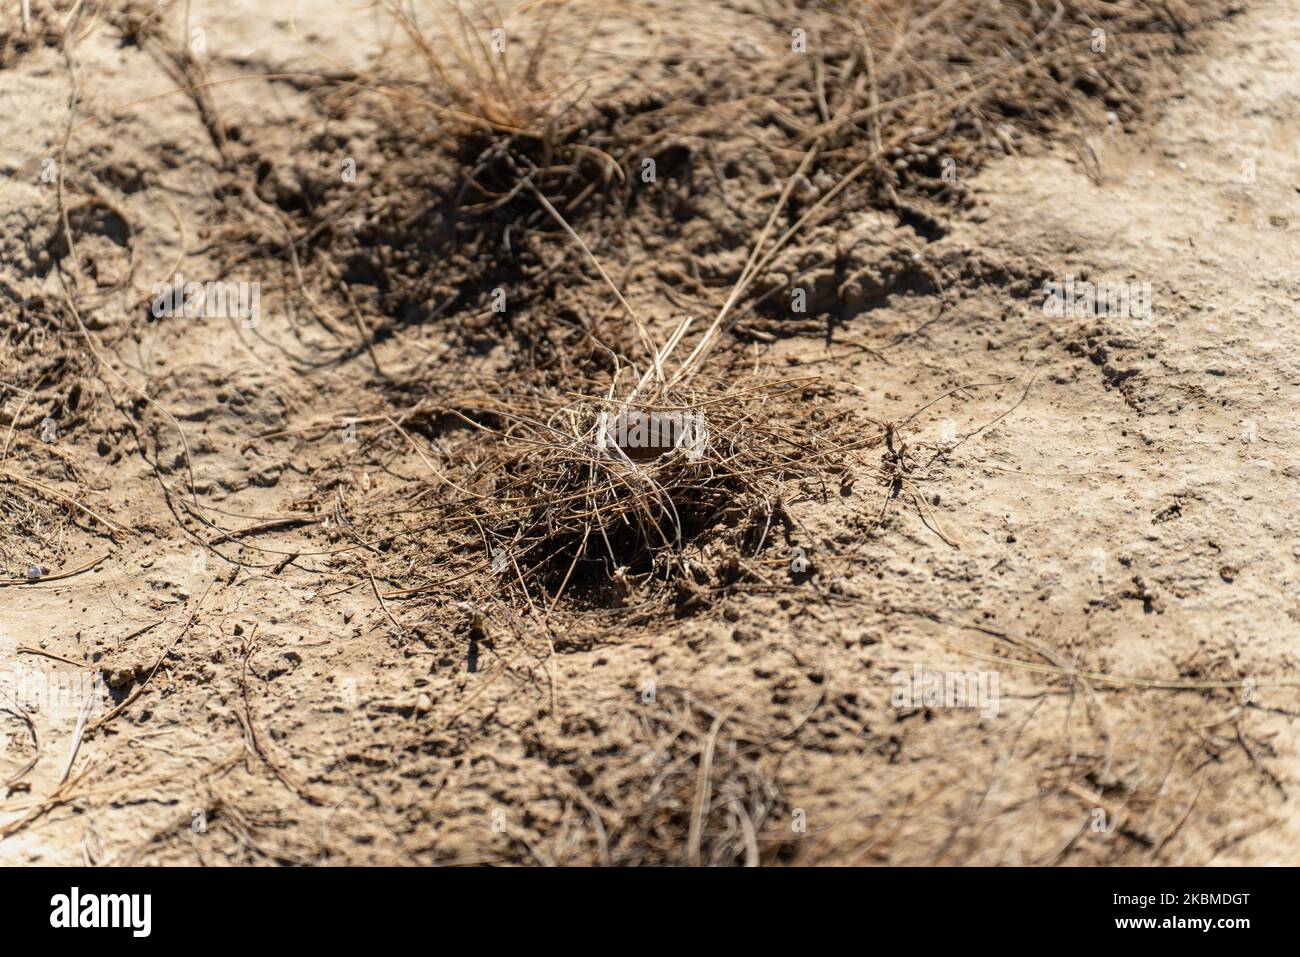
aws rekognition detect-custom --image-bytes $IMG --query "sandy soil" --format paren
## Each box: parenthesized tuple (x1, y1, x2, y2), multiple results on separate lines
(1, 0, 1298, 865)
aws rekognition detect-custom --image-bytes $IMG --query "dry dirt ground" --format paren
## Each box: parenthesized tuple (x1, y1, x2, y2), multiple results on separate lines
(1, 0, 1298, 865)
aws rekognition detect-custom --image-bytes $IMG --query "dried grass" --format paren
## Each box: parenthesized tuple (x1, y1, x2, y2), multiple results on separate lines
(380, 0, 594, 138)
(567, 689, 796, 866)
(349, 373, 867, 610)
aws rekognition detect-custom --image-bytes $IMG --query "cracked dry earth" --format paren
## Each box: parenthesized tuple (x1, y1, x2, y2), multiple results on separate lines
(2, 0, 1299, 865)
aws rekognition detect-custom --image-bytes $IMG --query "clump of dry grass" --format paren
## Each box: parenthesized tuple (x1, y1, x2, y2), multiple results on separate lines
(371, 0, 630, 210)
(377, 373, 863, 608)
(380, 0, 593, 139)
(320, 140, 891, 612)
